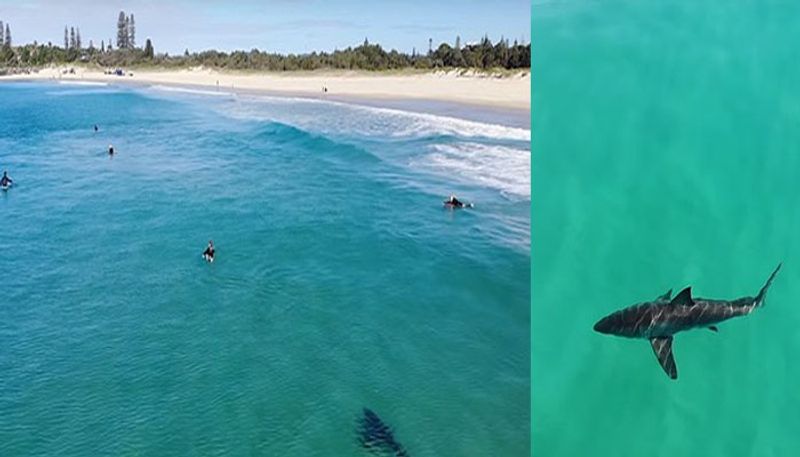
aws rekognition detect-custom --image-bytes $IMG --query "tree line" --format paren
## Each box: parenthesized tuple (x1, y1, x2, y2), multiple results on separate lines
(154, 36, 529, 71)
(1, 12, 529, 72)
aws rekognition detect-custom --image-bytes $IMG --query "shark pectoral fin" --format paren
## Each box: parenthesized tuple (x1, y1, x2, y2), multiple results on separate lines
(669, 287, 694, 307)
(708, 326, 719, 332)
(656, 289, 673, 301)
(650, 336, 678, 379)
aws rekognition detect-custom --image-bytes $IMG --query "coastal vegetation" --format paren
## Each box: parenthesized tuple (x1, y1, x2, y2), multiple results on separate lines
(0, 12, 529, 72)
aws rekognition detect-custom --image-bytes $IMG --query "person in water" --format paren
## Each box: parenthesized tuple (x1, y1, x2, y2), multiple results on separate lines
(94, 125, 99, 132)
(446, 194, 464, 208)
(0, 170, 13, 187)
(108, 144, 114, 155)
(203, 240, 215, 262)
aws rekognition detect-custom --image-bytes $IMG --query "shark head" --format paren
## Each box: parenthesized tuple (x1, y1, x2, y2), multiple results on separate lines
(593, 312, 622, 335)
(593, 288, 685, 338)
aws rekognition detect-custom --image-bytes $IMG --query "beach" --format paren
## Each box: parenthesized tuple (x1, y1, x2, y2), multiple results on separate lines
(0, 66, 531, 111)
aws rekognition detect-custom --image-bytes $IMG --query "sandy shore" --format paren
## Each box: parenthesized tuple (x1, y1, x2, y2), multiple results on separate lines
(0, 66, 530, 111)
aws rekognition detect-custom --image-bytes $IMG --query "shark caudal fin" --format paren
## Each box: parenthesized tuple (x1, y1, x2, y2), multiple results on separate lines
(754, 263, 782, 308)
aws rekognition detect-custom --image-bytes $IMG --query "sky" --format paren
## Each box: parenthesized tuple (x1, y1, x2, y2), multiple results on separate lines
(0, 1, 530, 55)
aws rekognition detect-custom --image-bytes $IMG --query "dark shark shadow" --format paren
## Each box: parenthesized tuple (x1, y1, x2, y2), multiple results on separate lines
(356, 408, 410, 457)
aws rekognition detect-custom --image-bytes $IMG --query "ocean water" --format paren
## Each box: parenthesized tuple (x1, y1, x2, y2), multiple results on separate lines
(0, 82, 530, 456)
(534, 1, 800, 456)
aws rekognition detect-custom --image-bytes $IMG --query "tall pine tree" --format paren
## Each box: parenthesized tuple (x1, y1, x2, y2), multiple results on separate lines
(117, 11, 127, 49)
(70, 27, 75, 49)
(64, 26, 68, 49)
(76, 28, 82, 50)
(124, 15, 130, 48)
(129, 14, 135, 48)
(5, 24, 10, 48)
(0, 21, 4, 47)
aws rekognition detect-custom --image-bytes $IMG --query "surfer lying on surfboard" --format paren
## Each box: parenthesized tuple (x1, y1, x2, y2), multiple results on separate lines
(444, 194, 473, 209)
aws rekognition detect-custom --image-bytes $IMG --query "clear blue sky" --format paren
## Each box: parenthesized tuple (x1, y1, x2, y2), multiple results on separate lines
(0, 1, 530, 55)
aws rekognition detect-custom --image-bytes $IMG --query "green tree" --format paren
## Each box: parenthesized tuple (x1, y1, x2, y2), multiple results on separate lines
(143, 38, 154, 59)
(494, 37, 509, 68)
(64, 26, 68, 49)
(479, 35, 494, 68)
(129, 14, 136, 48)
(117, 11, 127, 49)
(453, 35, 465, 66)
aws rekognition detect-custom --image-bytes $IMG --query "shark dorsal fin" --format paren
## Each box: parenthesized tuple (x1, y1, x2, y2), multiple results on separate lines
(656, 289, 673, 301)
(669, 287, 693, 307)
(650, 336, 678, 379)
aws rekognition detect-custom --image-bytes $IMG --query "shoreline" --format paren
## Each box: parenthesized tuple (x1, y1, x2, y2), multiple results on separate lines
(0, 66, 531, 127)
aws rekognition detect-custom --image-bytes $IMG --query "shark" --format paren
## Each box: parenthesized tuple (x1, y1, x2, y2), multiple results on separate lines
(356, 408, 410, 457)
(593, 263, 781, 379)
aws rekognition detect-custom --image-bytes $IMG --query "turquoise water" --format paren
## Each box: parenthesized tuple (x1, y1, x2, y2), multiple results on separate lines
(534, 1, 800, 456)
(0, 82, 530, 455)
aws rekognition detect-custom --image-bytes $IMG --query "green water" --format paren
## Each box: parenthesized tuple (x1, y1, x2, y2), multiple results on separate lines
(534, 1, 800, 455)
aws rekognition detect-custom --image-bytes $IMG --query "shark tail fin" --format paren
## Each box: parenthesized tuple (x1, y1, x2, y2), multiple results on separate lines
(755, 263, 782, 308)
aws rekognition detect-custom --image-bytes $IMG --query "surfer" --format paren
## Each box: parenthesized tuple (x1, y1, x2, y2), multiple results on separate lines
(94, 124, 99, 132)
(0, 171, 13, 188)
(202, 240, 215, 262)
(108, 144, 114, 155)
(445, 194, 465, 208)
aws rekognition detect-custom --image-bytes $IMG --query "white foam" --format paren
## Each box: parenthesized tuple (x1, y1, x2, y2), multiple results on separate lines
(414, 143, 531, 199)
(46, 89, 122, 97)
(149, 85, 233, 97)
(348, 104, 531, 142)
(222, 95, 530, 142)
(57, 81, 109, 86)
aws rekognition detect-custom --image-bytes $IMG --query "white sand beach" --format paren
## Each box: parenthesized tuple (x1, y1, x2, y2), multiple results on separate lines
(1, 66, 530, 111)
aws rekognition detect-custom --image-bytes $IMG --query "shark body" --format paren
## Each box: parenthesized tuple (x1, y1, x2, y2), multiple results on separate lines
(357, 408, 409, 457)
(594, 264, 781, 379)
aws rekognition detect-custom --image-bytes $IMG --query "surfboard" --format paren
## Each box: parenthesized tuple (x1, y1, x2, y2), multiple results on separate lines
(443, 201, 473, 209)
(1, 183, 10, 191)
(202, 254, 214, 263)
